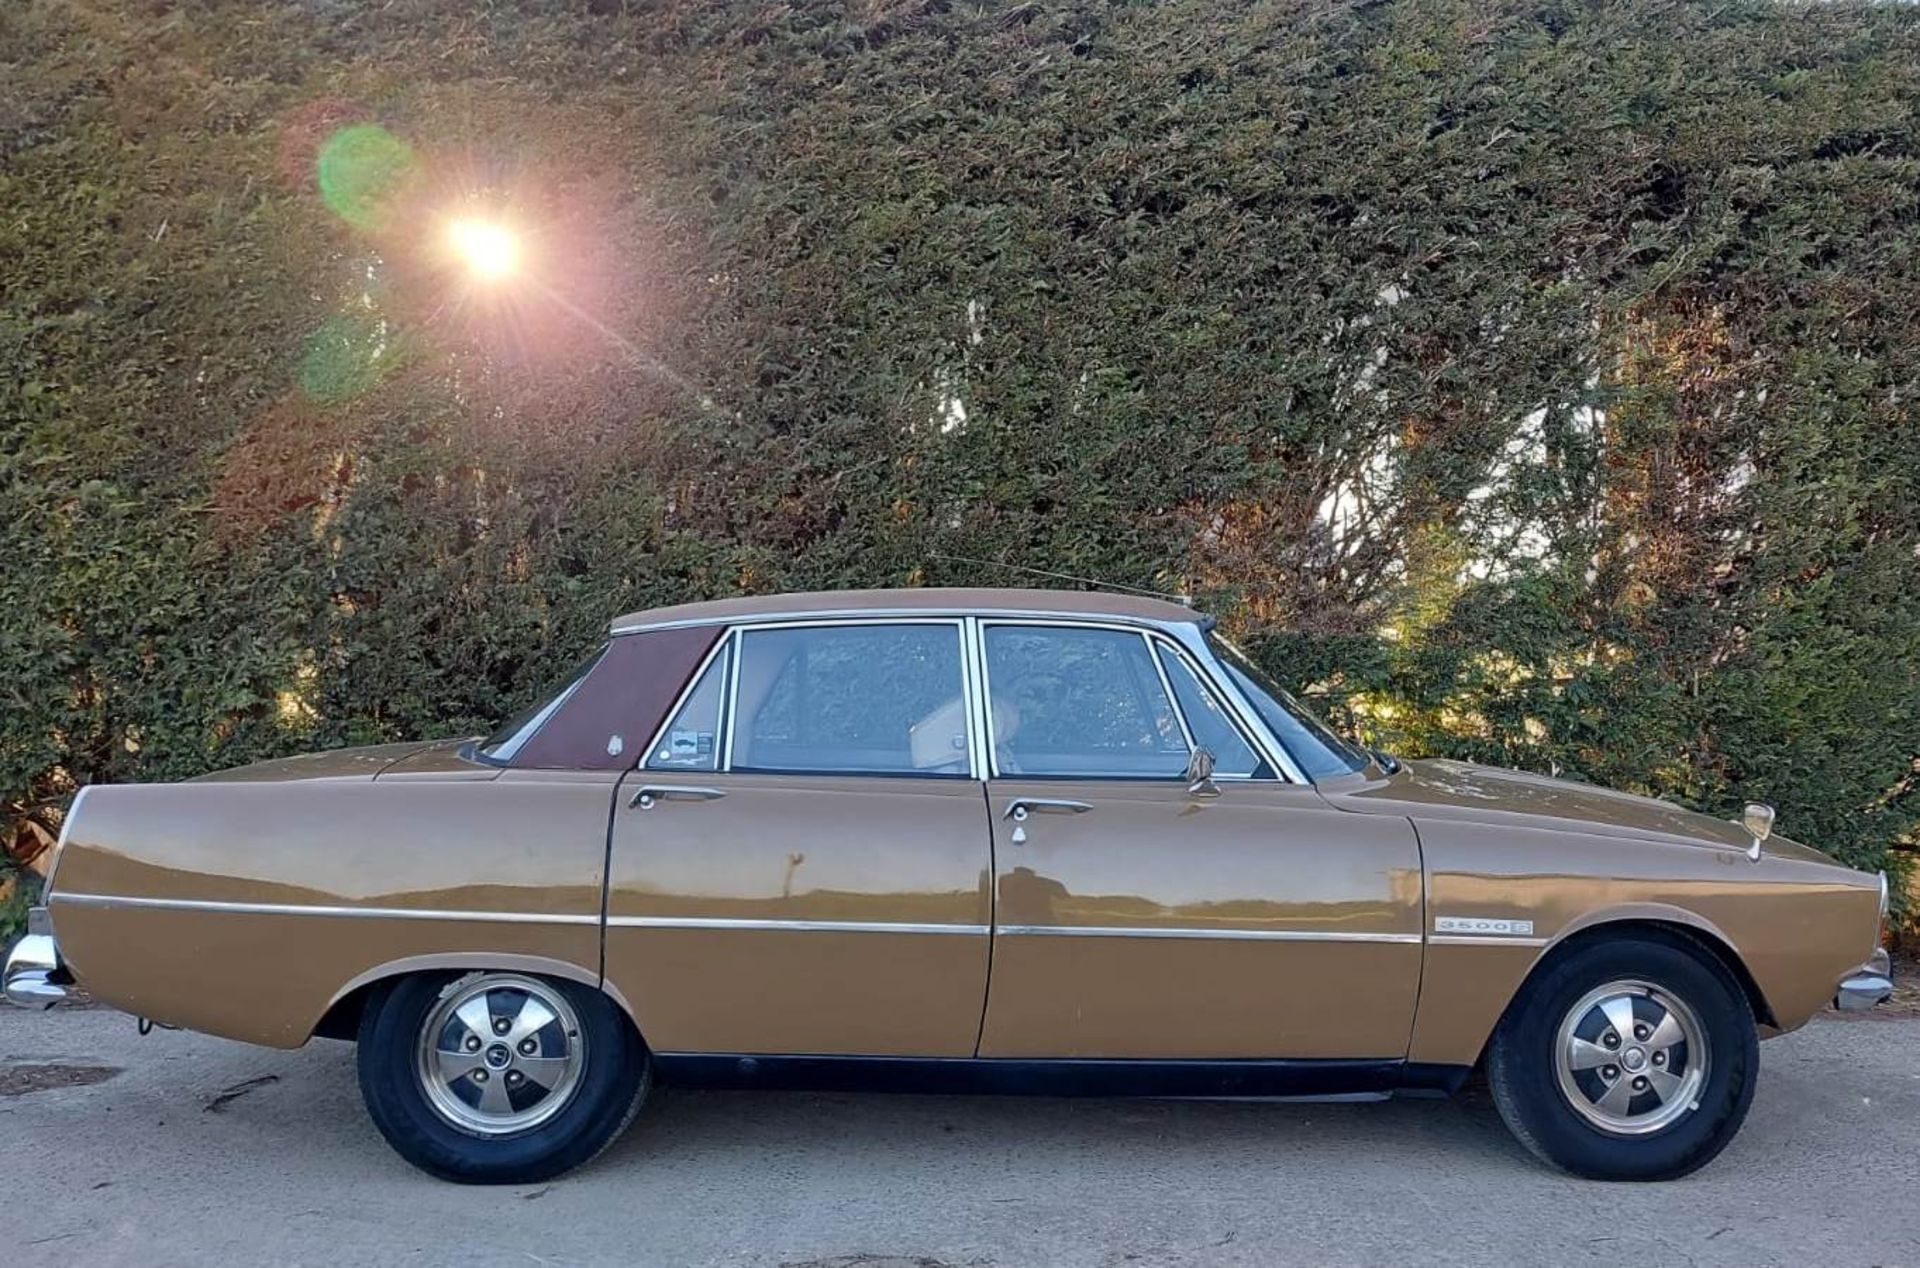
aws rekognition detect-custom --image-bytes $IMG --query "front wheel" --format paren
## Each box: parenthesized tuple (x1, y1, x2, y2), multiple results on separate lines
(1486, 933, 1758, 1181)
(357, 970, 649, 1183)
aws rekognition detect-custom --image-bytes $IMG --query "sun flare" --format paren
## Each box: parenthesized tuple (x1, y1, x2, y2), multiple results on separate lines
(446, 217, 520, 281)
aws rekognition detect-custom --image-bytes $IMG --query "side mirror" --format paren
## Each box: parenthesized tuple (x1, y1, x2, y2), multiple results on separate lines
(1186, 747, 1221, 799)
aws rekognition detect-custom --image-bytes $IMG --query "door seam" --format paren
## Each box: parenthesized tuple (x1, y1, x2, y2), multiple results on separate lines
(971, 778, 995, 1058)
(1402, 813, 1429, 1059)
(598, 771, 636, 989)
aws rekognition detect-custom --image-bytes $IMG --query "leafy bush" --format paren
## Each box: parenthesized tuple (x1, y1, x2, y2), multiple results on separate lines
(2, 0, 1916, 930)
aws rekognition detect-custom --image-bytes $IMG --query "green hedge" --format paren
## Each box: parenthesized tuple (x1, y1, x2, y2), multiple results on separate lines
(3, 1, 1917, 937)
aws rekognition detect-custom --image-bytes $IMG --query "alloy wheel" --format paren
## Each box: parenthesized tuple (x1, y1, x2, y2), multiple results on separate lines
(1552, 977, 1709, 1136)
(413, 973, 586, 1137)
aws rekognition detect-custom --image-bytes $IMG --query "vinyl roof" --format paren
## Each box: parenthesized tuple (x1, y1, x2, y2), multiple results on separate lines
(610, 587, 1205, 634)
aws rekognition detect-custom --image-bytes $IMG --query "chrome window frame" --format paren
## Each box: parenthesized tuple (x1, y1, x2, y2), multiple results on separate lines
(715, 617, 980, 780)
(1153, 621, 1308, 783)
(973, 617, 1296, 783)
(626, 607, 1311, 785)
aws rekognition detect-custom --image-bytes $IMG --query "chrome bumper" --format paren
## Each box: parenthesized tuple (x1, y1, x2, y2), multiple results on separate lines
(3, 908, 71, 1009)
(1835, 947, 1893, 1012)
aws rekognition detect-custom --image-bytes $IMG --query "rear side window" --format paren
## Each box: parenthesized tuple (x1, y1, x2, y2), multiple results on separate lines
(478, 646, 606, 764)
(730, 624, 970, 776)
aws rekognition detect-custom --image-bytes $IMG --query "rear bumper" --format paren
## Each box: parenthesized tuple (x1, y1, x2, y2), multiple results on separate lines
(1835, 947, 1893, 1012)
(3, 908, 71, 1009)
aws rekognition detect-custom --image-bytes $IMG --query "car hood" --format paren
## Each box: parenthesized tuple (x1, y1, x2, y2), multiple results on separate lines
(1325, 757, 1830, 861)
(189, 740, 437, 783)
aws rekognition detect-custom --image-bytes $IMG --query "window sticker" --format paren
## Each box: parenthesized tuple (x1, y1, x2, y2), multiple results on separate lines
(667, 729, 714, 762)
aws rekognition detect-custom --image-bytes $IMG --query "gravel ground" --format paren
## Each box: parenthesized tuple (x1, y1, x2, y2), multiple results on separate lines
(2, 1007, 1916, 1267)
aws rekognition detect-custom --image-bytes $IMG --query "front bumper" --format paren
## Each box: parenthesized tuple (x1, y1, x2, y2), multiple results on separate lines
(3, 908, 72, 1009)
(1835, 947, 1893, 1012)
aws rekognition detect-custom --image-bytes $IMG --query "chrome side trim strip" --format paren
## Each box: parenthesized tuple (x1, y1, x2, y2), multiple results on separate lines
(607, 916, 988, 936)
(1428, 934, 1552, 949)
(50, 893, 600, 925)
(998, 924, 1421, 944)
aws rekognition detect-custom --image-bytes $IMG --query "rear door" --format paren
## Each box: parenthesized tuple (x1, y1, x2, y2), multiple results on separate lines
(974, 621, 1424, 1060)
(603, 620, 993, 1057)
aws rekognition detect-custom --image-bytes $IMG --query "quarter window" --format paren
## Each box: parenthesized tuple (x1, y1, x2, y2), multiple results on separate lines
(1154, 645, 1268, 778)
(646, 640, 732, 771)
(730, 624, 970, 776)
(983, 625, 1189, 777)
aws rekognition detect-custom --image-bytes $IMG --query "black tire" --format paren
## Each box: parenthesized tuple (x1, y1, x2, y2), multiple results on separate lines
(1485, 932, 1758, 1181)
(356, 970, 649, 1184)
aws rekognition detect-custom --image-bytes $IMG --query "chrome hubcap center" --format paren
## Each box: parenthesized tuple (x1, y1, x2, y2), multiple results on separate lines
(485, 1044, 511, 1069)
(1621, 1047, 1647, 1072)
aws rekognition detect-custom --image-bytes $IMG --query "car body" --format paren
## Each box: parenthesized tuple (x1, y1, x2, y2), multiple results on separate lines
(5, 587, 1894, 1182)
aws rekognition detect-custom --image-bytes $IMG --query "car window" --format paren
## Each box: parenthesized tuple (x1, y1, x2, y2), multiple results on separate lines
(646, 640, 732, 771)
(983, 625, 1189, 778)
(1208, 635, 1370, 780)
(730, 624, 970, 776)
(1154, 644, 1268, 778)
(477, 644, 606, 764)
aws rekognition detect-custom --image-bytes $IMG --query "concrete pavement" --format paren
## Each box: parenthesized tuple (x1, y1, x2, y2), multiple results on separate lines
(1, 1007, 1915, 1266)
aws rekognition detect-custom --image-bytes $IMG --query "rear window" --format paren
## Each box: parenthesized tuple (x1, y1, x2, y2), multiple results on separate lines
(477, 646, 606, 764)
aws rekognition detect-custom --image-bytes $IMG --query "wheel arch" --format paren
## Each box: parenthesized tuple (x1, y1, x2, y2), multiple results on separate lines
(1526, 914, 1777, 1032)
(310, 954, 644, 1043)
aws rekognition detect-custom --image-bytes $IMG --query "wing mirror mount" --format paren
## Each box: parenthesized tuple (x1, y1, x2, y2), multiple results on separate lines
(1186, 747, 1221, 800)
(1740, 802, 1774, 863)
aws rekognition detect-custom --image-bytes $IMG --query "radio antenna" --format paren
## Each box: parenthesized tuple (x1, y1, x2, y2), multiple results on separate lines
(928, 553, 1192, 607)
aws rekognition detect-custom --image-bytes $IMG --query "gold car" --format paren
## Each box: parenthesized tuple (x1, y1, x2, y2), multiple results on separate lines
(4, 588, 1893, 1182)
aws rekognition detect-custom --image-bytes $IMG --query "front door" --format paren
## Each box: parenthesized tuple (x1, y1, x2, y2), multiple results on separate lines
(603, 620, 993, 1057)
(972, 622, 1423, 1060)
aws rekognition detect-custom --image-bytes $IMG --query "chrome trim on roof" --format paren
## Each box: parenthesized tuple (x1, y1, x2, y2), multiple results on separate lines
(612, 605, 1201, 638)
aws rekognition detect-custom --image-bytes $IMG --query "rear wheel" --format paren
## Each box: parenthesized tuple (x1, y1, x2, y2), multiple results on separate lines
(1486, 933, 1757, 1180)
(357, 970, 649, 1183)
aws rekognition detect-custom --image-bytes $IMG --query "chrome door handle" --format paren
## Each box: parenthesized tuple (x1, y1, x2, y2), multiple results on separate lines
(1003, 797, 1091, 845)
(1003, 798, 1093, 821)
(630, 785, 726, 810)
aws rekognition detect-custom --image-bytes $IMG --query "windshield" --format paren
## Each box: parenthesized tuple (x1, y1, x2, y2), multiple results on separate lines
(1207, 635, 1371, 780)
(477, 644, 607, 764)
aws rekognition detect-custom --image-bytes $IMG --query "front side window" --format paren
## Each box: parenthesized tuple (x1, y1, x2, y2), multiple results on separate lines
(730, 623, 970, 776)
(983, 625, 1189, 777)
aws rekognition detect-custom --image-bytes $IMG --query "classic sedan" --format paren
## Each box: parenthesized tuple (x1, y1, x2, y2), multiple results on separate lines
(4, 588, 1894, 1183)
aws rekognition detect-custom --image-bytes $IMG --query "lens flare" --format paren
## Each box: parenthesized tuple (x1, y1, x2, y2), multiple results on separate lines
(316, 124, 416, 231)
(447, 218, 520, 281)
(299, 312, 406, 403)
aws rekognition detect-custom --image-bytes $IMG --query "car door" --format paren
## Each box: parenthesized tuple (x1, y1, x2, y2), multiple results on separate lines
(603, 619, 994, 1058)
(974, 621, 1423, 1060)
